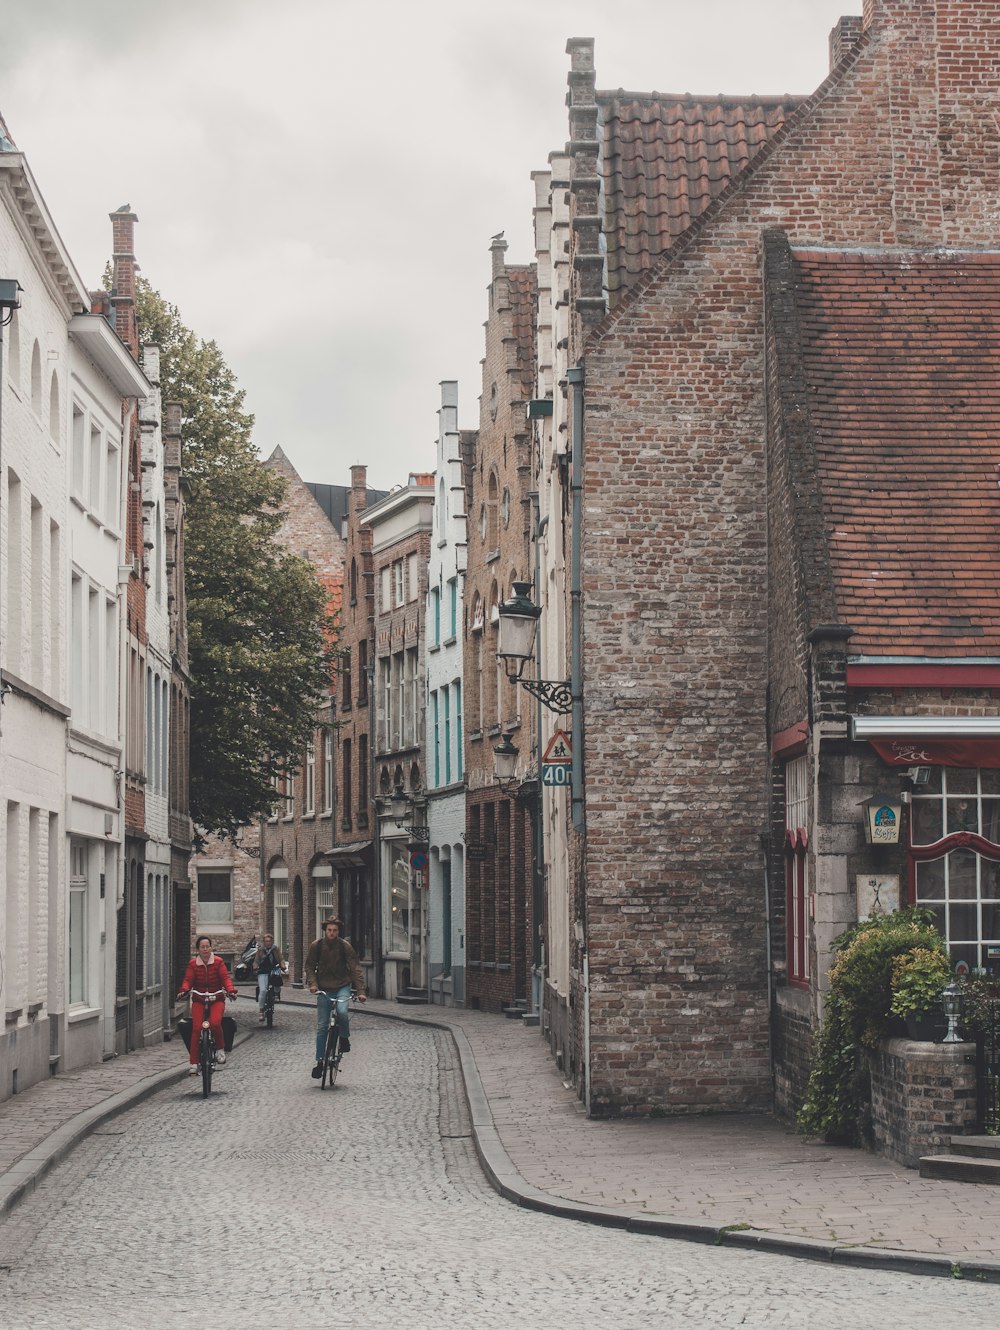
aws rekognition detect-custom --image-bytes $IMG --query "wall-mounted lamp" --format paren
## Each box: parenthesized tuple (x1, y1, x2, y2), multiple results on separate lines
(0, 278, 21, 327)
(860, 793, 903, 845)
(907, 766, 932, 786)
(382, 781, 429, 842)
(493, 734, 519, 792)
(497, 581, 572, 714)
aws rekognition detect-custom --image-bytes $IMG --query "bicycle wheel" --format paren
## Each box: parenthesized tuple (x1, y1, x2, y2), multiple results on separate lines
(200, 1028, 213, 1098)
(265, 991, 274, 1028)
(321, 1026, 340, 1089)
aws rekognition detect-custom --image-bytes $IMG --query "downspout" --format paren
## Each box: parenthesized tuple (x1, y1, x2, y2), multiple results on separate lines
(531, 495, 547, 1017)
(567, 363, 589, 1112)
(759, 831, 775, 1108)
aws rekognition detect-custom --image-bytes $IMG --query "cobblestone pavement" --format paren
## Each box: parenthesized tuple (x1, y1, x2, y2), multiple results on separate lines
(1, 1007, 999, 1330)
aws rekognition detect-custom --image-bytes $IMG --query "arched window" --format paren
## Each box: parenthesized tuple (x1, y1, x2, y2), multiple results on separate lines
(48, 370, 60, 443)
(349, 557, 358, 606)
(7, 309, 20, 387)
(30, 340, 42, 416)
(487, 472, 499, 550)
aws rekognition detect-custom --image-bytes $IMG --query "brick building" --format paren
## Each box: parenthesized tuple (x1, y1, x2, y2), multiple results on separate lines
(364, 474, 434, 1000)
(530, 0, 1000, 1118)
(462, 239, 538, 1014)
(257, 447, 344, 982)
(327, 464, 387, 994)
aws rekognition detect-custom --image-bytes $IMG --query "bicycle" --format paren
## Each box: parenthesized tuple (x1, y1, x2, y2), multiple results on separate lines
(185, 988, 231, 1098)
(261, 967, 287, 1028)
(319, 989, 357, 1090)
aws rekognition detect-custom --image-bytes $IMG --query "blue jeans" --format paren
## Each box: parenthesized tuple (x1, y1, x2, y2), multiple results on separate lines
(315, 986, 351, 1061)
(257, 973, 269, 1010)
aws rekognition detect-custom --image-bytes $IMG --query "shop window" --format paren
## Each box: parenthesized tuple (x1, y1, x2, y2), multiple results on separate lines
(911, 767, 1000, 971)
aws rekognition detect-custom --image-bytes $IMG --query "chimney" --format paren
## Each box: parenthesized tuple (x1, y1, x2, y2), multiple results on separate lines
(109, 205, 140, 359)
(829, 15, 864, 70)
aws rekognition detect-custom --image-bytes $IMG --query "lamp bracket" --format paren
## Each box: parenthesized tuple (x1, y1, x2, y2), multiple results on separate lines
(519, 677, 573, 715)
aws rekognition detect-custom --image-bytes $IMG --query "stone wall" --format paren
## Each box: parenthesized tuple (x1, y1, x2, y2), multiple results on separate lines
(868, 1038, 978, 1169)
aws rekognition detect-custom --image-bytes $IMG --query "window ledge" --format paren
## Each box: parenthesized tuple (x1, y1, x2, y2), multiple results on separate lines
(68, 1005, 101, 1025)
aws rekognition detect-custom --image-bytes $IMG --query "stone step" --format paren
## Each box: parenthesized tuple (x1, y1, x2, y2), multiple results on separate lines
(947, 1134, 1000, 1160)
(395, 989, 428, 1005)
(918, 1153, 1000, 1184)
(502, 1005, 525, 1020)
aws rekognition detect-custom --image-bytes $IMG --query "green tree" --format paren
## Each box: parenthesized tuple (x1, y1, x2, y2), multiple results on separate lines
(134, 278, 338, 837)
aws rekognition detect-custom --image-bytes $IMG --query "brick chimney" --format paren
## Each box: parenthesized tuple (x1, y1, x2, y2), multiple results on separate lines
(109, 205, 140, 359)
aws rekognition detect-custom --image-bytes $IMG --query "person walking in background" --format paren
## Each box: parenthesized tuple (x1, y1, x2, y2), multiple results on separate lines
(305, 917, 366, 1078)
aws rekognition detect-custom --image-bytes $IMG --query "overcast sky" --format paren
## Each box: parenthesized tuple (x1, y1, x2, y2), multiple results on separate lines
(1, 0, 853, 490)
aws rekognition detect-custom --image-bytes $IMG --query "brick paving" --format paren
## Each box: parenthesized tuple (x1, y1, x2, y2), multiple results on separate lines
(2, 986, 999, 1276)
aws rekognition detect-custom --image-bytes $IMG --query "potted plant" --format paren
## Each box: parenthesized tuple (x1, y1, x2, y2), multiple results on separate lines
(888, 946, 951, 1040)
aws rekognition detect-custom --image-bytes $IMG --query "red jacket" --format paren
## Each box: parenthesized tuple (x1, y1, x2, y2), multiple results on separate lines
(179, 954, 235, 999)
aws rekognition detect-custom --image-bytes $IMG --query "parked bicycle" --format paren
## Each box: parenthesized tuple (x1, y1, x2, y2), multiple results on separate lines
(319, 989, 357, 1090)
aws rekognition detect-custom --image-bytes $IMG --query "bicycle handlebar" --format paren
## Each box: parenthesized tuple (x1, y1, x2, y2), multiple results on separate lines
(180, 989, 234, 1001)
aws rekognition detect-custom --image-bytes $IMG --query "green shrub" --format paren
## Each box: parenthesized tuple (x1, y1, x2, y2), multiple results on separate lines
(798, 907, 951, 1145)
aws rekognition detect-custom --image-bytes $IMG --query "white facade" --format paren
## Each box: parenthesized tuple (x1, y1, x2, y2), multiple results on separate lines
(138, 345, 171, 1042)
(532, 158, 574, 1050)
(425, 381, 467, 1006)
(0, 145, 149, 1098)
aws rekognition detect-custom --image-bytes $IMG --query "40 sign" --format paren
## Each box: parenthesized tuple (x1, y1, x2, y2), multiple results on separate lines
(542, 730, 572, 787)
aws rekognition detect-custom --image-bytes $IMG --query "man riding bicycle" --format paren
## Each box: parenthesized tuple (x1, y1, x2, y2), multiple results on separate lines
(253, 932, 286, 1022)
(305, 917, 366, 1079)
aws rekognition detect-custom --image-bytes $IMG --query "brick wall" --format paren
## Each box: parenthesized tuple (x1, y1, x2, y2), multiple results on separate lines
(568, 0, 1000, 1115)
(867, 1038, 978, 1168)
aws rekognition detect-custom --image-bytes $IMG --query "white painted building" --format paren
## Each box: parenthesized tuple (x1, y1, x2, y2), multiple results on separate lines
(425, 382, 467, 1005)
(138, 345, 172, 1042)
(0, 139, 149, 1097)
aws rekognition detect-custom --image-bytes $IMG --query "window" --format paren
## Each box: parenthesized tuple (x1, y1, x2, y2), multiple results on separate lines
(72, 406, 85, 495)
(430, 586, 441, 647)
(349, 558, 358, 606)
(785, 756, 809, 986)
(431, 691, 440, 786)
(448, 578, 458, 639)
(486, 473, 499, 550)
(89, 424, 102, 512)
(48, 371, 59, 443)
(272, 876, 289, 955)
(283, 769, 294, 817)
(443, 687, 452, 785)
(69, 840, 88, 1005)
(500, 487, 511, 528)
(341, 647, 352, 709)
(358, 640, 368, 704)
(393, 559, 404, 607)
(407, 552, 418, 602)
(304, 740, 316, 814)
(358, 734, 368, 811)
(105, 440, 120, 526)
(380, 565, 391, 612)
(404, 648, 418, 747)
(30, 340, 41, 416)
(315, 873, 336, 939)
(323, 731, 333, 814)
(342, 738, 353, 827)
(197, 870, 232, 925)
(454, 681, 463, 781)
(911, 767, 1000, 972)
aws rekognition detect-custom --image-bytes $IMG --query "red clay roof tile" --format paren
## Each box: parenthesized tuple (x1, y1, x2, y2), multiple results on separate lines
(791, 247, 1000, 658)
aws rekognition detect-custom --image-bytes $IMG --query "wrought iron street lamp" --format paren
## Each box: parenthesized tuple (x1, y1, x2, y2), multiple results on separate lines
(493, 734, 519, 791)
(383, 782, 429, 843)
(497, 580, 571, 715)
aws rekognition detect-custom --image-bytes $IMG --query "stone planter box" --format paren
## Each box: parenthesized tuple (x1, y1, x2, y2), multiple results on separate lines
(867, 1037, 978, 1168)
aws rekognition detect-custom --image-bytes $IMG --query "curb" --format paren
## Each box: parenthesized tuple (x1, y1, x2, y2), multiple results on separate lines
(0, 1026, 256, 1221)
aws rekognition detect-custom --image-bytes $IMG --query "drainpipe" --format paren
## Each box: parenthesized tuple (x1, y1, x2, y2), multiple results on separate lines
(531, 495, 547, 1017)
(567, 363, 589, 1113)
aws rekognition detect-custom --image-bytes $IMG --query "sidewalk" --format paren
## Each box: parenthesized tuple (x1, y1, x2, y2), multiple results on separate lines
(2, 987, 999, 1281)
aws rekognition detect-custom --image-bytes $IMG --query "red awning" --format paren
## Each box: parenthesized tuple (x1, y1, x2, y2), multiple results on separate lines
(870, 738, 1000, 767)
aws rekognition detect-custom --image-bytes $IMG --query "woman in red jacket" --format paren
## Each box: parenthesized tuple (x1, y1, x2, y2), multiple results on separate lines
(177, 935, 237, 1074)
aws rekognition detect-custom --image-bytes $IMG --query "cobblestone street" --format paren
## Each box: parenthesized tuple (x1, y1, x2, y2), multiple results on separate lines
(0, 1007, 997, 1329)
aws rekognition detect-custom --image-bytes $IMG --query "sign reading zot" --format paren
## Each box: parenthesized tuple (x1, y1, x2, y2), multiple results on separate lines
(542, 730, 573, 787)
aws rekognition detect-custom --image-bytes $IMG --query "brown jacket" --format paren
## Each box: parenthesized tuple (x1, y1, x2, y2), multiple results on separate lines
(304, 936, 365, 994)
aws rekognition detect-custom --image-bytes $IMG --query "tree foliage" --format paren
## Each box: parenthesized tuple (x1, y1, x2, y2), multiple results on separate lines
(134, 279, 338, 837)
